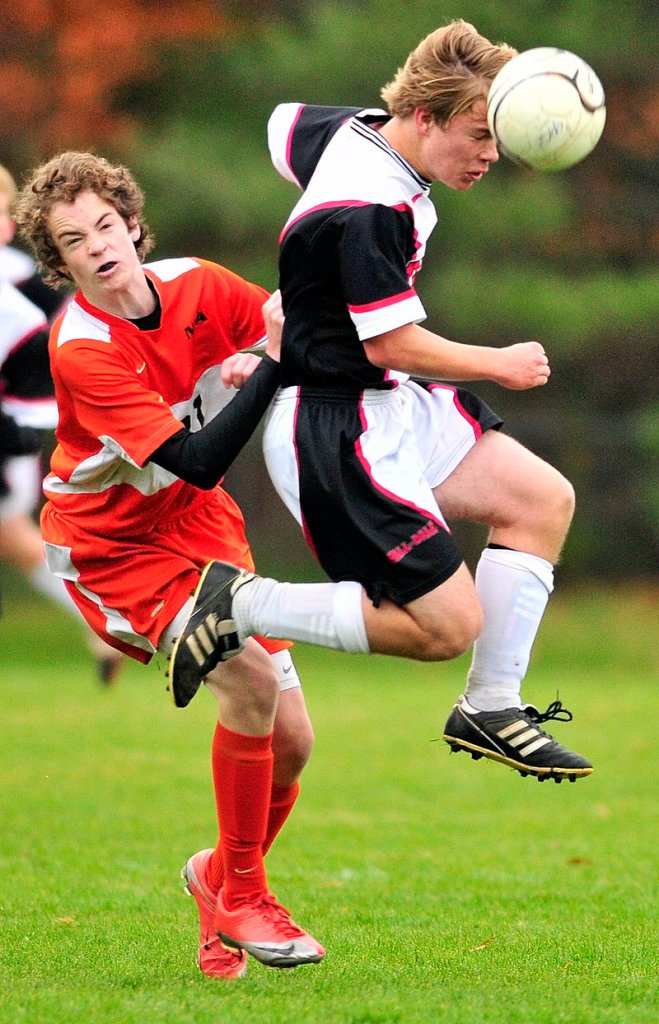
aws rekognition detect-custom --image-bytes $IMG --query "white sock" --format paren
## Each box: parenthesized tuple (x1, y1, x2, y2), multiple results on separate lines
(232, 577, 370, 654)
(464, 547, 554, 711)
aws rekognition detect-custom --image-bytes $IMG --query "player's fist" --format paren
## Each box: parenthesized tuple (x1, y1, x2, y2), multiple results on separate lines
(221, 352, 261, 389)
(494, 341, 550, 390)
(263, 289, 284, 362)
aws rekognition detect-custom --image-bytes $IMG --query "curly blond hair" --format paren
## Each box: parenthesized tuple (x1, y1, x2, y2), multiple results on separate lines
(381, 20, 516, 125)
(16, 151, 154, 287)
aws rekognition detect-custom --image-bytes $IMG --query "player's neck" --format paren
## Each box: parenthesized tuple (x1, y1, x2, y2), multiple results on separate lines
(378, 117, 424, 179)
(85, 269, 155, 320)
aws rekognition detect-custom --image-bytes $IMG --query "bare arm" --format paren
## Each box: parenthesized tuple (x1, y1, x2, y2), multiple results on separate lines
(363, 323, 550, 391)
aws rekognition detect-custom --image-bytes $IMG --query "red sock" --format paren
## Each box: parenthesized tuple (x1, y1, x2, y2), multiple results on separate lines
(207, 721, 273, 907)
(208, 768, 300, 891)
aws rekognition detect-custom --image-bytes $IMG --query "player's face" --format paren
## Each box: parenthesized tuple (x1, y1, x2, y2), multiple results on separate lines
(417, 99, 499, 190)
(48, 191, 143, 308)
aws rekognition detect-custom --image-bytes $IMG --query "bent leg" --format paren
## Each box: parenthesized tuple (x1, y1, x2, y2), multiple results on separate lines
(233, 562, 481, 664)
(361, 561, 482, 661)
(432, 432, 590, 776)
(433, 430, 575, 562)
(433, 430, 573, 706)
(202, 642, 278, 904)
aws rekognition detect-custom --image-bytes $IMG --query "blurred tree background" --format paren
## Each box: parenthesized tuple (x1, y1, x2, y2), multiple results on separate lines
(1, 0, 656, 583)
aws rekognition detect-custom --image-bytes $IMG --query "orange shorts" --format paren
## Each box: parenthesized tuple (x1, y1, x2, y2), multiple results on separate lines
(41, 488, 290, 664)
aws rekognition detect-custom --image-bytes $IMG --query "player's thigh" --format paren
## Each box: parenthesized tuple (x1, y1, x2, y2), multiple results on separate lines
(433, 430, 573, 526)
(0, 454, 41, 522)
(363, 560, 482, 661)
(406, 560, 482, 645)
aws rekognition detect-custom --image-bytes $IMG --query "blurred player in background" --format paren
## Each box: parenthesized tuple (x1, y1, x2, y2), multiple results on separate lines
(0, 163, 122, 682)
(17, 151, 321, 979)
(0, 164, 66, 317)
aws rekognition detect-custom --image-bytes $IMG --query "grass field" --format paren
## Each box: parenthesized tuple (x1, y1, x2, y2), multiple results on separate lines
(0, 580, 657, 1024)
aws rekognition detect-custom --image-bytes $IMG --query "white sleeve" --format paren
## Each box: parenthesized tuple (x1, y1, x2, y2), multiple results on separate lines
(267, 103, 304, 188)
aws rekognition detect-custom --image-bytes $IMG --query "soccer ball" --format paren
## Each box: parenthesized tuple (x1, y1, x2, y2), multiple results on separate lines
(487, 47, 606, 171)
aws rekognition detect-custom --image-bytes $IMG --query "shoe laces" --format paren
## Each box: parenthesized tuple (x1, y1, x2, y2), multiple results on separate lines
(525, 699, 573, 725)
(258, 893, 307, 939)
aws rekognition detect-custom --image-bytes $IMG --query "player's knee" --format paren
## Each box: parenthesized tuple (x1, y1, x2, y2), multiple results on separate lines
(272, 700, 315, 782)
(554, 473, 576, 527)
(272, 726, 314, 783)
(534, 464, 575, 527)
(419, 603, 482, 661)
(205, 647, 280, 717)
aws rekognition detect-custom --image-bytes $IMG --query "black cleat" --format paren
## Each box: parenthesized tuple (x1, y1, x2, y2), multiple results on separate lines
(168, 560, 254, 708)
(443, 696, 593, 782)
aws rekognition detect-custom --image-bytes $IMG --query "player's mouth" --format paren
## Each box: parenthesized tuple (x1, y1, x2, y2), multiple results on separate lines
(97, 261, 118, 276)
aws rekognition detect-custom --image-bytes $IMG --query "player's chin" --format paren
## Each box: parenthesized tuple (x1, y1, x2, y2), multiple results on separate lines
(455, 174, 482, 191)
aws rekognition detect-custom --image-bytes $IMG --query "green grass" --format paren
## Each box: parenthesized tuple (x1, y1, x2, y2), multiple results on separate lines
(0, 581, 657, 1024)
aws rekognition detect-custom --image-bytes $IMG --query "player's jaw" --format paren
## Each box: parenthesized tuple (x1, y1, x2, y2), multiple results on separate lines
(428, 100, 499, 191)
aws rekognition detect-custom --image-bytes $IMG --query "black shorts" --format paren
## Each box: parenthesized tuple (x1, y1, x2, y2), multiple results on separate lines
(263, 380, 502, 606)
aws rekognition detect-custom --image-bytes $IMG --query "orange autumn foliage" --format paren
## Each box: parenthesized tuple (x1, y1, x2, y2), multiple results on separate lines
(0, 0, 233, 152)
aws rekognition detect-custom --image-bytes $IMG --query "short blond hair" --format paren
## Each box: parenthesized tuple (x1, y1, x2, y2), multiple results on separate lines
(16, 151, 154, 287)
(381, 20, 516, 124)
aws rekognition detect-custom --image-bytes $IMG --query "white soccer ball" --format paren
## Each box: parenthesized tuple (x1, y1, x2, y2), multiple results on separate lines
(487, 47, 606, 171)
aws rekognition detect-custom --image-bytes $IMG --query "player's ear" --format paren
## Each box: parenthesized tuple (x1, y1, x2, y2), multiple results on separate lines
(53, 258, 73, 282)
(128, 217, 141, 243)
(415, 108, 435, 136)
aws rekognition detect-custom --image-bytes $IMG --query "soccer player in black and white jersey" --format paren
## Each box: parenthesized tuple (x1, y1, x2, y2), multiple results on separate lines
(82, 22, 590, 786)
(254, 19, 592, 782)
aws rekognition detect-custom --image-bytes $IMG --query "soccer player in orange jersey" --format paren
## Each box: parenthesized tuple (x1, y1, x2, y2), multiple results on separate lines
(16, 152, 323, 977)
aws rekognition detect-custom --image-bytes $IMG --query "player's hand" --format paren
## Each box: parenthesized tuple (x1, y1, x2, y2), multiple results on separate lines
(493, 341, 551, 390)
(221, 352, 262, 389)
(263, 289, 284, 362)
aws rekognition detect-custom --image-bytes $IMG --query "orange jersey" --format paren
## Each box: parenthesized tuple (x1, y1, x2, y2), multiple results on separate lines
(39, 257, 290, 663)
(43, 257, 269, 538)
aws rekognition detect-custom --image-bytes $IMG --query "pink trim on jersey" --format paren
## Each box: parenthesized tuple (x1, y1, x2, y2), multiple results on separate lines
(279, 199, 414, 245)
(348, 286, 417, 314)
(291, 387, 321, 561)
(426, 382, 484, 439)
(285, 104, 305, 187)
(353, 397, 449, 546)
(280, 199, 369, 243)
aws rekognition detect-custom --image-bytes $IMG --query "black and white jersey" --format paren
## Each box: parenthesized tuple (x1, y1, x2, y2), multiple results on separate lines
(268, 103, 438, 390)
(0, 278, 57, 430)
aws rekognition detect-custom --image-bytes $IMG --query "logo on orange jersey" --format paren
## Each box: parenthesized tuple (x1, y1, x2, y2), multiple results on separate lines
(184, 310, 208, 338)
